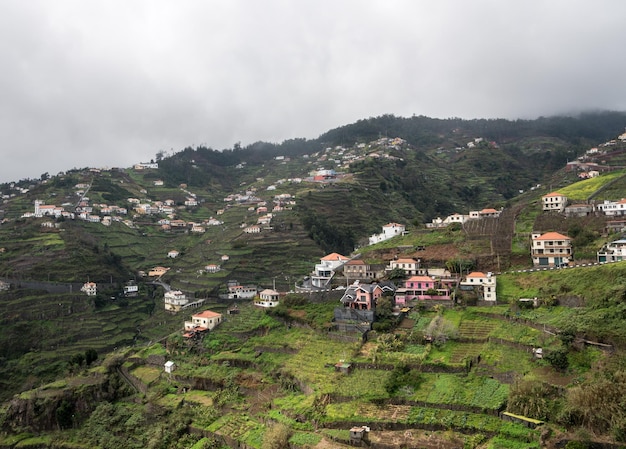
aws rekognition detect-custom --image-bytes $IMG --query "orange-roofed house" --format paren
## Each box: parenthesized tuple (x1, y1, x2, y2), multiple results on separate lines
(148, 266, 170, 277)
(531, 232, 572, 267)
(311, 253, 350, 289)
(184, 310, 222, 337)
(541, 192, 568, 212)
(460, 272, 497, 302)
(478, 208, 501, 218)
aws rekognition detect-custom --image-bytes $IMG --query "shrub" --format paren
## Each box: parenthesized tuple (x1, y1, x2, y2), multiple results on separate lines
(262, 423, 292, 449)
(384, 364, 421, 395)
(545, 348, 569, 371)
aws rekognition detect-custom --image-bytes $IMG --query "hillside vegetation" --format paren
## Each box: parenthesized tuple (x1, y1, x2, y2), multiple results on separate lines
(2, 112, 626, 448)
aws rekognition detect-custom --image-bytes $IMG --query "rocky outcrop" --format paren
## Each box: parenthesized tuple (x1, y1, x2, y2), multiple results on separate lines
(3, 372, 131, 433)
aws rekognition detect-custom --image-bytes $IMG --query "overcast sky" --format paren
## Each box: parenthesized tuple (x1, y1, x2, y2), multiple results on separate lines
(2, 0, 626, 182)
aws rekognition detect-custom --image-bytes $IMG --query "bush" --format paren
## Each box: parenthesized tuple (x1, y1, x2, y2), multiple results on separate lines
(372, 320, 392, 332)
(384, 364, 421, 395)
(545, 348, 569, 371)
(262, 423, 292, 449)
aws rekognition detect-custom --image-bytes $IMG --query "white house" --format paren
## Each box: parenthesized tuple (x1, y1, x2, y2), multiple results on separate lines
(597, 239, 626, 263)
(167, 250, 179, 258)
(460, 272, 497, 302)
(184, 310, 222, 332)
(244, 225, 261, 234)
(81, 282, 97, 296)
(387, 258, 425, 276)
(541, 192, 568, 213)
(204, 264, 221, 273)
(124, 283, 139, 297)
(255, 289, 280, 307)
(597, 199, 626, 216)
(227, 284, 257, 299)
(531, 232, 572, 267)
(311, 253, 350, 289)
(164, 290, 189, 312)
(368, 222, 406, 245)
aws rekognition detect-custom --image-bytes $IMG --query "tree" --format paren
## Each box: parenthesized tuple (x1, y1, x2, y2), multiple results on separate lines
(424, 315, 458, 346)
(85, 349, 98, 365)
(445, 258, 474, 275)
(386, 267, 407, 282)
(384, 364, 422, 395)
(375, 296, 394, 320)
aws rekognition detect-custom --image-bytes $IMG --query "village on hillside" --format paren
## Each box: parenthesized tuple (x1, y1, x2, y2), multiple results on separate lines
(4, 131, 626, 342)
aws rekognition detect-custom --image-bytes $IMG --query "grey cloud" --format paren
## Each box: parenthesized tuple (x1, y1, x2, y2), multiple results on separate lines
(1, 0, 626, 181)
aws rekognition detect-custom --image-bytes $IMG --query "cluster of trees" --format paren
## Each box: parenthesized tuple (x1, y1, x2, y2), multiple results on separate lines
(298, 209, 355, 255)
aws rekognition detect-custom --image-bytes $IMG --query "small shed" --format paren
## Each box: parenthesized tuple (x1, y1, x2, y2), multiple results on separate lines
(164, 360, 176, 374)
(350, 426, 370, 445)
(334, 362, 353, 374)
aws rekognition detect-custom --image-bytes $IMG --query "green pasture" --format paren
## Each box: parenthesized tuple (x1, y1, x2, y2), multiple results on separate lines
(558, 170, 626, 200)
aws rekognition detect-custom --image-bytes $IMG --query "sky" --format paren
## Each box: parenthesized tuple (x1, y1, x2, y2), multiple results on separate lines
(2, 0, 626, 182)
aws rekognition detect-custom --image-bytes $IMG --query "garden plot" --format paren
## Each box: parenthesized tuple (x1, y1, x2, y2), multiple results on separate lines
(457, 319, 498, 339)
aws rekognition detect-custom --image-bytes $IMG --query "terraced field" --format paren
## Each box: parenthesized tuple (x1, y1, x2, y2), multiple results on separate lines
(457, 319, 498, 339)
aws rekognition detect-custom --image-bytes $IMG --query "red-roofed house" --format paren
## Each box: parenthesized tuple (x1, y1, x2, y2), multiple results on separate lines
(531, 232, 572, 267)
(541, 192, 568, 212)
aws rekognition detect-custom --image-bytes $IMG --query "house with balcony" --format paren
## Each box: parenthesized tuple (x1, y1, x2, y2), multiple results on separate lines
(597, 239, 626, 263)
(459, 271, 497, 302)
(531, 232, 572, 267)
(387, 258, 427, 276)
(342, 259, 385, 281)
(340, 281, 384, 311)
(541, 192, 568, 212)
(164, 290, 189, 312)
(394, 275, 452, 305)
(183, 310, 222, 337)
(311, 252, 350, 289)
(254, 288, 280, 307)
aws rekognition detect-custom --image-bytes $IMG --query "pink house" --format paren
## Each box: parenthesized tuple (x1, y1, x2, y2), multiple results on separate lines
(340, 281, 384, 310)
(395, 275, 451, 305)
